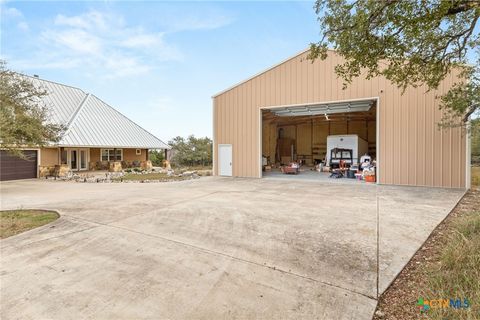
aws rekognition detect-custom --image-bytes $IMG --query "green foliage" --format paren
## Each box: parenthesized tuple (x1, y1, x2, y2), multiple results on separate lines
(168, 135, 212, 167)
(472, 119, 480, 165)
(0, 61, 64, 157)
(309, 0, 479, 128)
(149, 150, 165, 167)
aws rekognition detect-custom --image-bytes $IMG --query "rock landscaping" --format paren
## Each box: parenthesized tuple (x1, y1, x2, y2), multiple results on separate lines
(43, 166, 212, 183)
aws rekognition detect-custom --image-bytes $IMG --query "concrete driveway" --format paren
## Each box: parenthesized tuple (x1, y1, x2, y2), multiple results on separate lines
(0, 177, 464, 319)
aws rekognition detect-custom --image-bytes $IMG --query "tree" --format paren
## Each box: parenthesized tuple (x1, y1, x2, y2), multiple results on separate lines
(148, 149, 165, 167)
(168, 135, 212, 167)
(0, 61, 63, 157)
(309, 0, 479, 128)
(472, 118, 480, 164)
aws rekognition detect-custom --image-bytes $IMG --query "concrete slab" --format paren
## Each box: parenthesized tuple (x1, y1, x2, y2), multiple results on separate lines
(0, 178, 464, 319)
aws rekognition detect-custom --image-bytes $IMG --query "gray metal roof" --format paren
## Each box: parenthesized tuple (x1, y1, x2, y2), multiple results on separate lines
(25, 75, 170, 149)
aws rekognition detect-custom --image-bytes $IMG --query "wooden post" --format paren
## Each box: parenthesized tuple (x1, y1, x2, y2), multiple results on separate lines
(164, 149, 168, 161)
(59, 147, 63, 164)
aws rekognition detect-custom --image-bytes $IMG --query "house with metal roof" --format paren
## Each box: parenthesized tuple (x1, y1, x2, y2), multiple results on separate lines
(0, 75, 170, 181)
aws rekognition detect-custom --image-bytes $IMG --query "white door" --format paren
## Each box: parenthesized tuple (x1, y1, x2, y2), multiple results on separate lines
(218, 144, 232, 176)
(79, 149, 88, 170)
(66, 148, 89, 171)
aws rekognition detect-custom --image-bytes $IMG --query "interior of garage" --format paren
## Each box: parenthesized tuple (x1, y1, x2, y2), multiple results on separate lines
(261, 100, 377, 182)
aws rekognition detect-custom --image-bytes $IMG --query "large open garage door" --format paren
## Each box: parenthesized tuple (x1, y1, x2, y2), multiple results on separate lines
(261, 98, 378, 183)
(0, 150, 38, 181)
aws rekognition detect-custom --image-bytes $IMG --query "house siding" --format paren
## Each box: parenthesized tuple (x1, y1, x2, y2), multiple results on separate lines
(40, 148, 58, 166)
(90, 148, 147, 162)
(90, 148, 100, 162)
(123, 148, 147, 162)
(213, 50, 467, 188)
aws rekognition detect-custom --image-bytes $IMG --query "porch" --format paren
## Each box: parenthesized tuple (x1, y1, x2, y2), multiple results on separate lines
(39, 147, 153, 177)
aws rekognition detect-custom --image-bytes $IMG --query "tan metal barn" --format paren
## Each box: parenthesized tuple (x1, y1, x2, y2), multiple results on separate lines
(212, 49, 470, 189)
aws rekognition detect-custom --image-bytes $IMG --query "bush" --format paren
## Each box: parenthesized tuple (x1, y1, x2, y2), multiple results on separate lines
(149, 150, 165, 167)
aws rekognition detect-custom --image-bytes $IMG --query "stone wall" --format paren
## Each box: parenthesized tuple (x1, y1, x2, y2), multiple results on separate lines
(39, 164, 70, 177)
(39, 166, 55, 177)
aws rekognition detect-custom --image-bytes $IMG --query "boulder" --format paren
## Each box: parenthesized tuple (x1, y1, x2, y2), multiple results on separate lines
(54, 164, 70, 177)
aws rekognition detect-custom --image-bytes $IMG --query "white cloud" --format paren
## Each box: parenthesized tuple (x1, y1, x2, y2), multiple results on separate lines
(17, 21, 29, 31)
(4, 7, 23, 18)
(120, 33, 164, 48)
(42, 29, 102, 55)
(21, 10, 182, 78)
(54, 10, 121, 32)
(2, 6, 29, 31)
(6, 7, 232, 78)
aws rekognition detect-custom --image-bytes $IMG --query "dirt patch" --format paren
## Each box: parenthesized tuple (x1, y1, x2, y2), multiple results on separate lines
(373, 189, 480, 320)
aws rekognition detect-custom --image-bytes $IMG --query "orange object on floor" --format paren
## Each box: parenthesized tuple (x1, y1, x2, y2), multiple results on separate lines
(365, 175, 376, 183)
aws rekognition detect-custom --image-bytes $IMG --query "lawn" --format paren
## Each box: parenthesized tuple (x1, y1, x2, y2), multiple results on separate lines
(421, 203, 480, 319)
(117, 172, 189, 182)
(374, 190, 480, 319)
(0, 210, 59, 239)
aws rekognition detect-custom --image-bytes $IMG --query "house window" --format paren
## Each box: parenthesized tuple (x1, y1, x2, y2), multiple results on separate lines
(136, 149, 141, 155)
(101, 149, 123, 161)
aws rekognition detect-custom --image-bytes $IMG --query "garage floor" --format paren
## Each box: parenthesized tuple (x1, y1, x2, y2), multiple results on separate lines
(0, 178, 464, 319)
(263, 168, 362, 183)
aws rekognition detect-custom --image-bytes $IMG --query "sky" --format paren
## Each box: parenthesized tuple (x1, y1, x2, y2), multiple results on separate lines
(1, 1, 321, 143)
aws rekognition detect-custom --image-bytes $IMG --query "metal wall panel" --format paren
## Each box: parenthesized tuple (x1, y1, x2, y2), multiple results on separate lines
(213, 50, 466, 188)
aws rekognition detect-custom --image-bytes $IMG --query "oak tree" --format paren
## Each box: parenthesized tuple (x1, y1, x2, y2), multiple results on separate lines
(309, 0, 479, 129)
(0, 61, 63, 157)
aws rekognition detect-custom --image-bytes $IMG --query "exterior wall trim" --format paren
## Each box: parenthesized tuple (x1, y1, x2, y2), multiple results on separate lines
(466, 120, 471, 189)
(212, 98, 217, 176)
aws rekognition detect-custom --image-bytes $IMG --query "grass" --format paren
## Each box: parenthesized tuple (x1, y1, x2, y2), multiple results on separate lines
(472, 166, 480, 187)
(0, 210, 59, 239)
(117, 172, 187, 181)
(420, 207, 480, 319)
(373, 190, 480, 320)
(184, 165, 212, 171)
